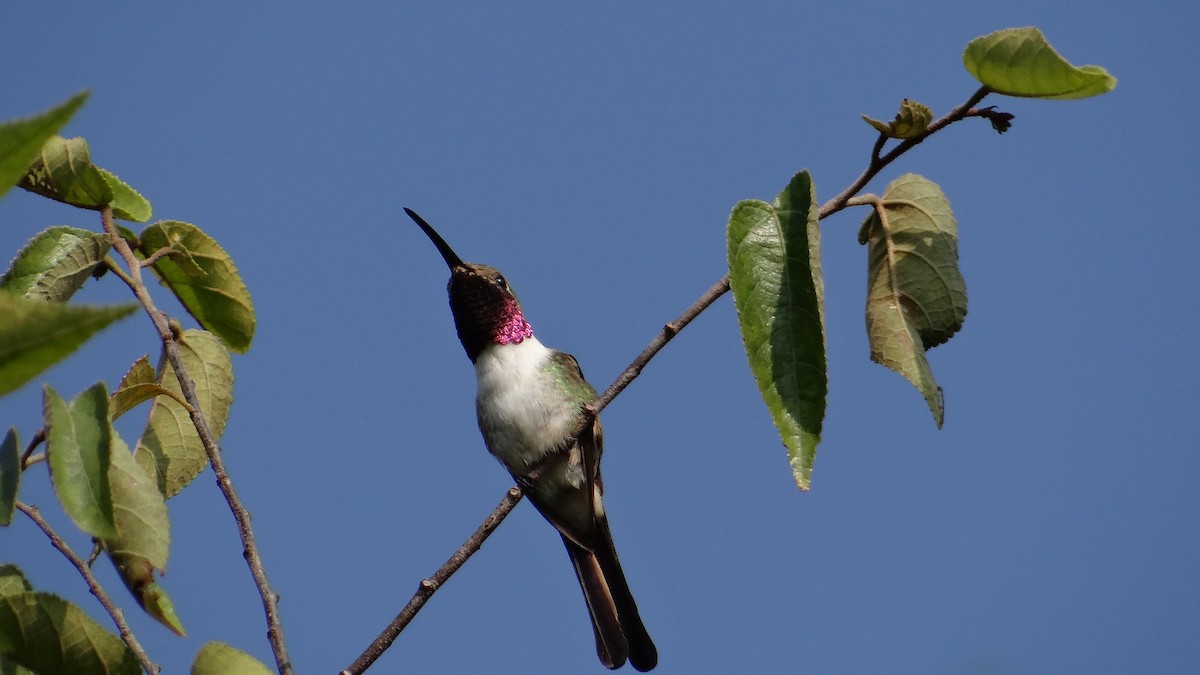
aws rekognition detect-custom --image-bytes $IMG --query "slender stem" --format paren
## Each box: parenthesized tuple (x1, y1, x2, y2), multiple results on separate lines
(137, 246, 175, 268)
(345, 85, 1002, 672)
(16, 501, 160, 674)
(100, 207, 293, 675)
(19, 427, 45, 468)
(340, 488, 524, 675)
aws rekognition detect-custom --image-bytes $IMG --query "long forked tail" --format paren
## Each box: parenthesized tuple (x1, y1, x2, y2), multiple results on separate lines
(563, 526, 657, 671)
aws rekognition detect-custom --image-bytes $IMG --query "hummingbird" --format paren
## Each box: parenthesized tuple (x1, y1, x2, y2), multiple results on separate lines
(405, 207, 657, 672)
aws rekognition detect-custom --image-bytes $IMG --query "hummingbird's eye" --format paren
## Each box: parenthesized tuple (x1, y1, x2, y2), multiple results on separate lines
(494, 274, 508, 290)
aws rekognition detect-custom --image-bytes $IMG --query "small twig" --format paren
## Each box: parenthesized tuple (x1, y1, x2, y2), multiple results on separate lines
(340, 488, 524, 675)
(100, 207, 293, 675)
(819, 85, 992, 220)
(137, 246, 175, 268)
(16, 501, 160, 674)
(19, 427, 45, 468)
(347, 84, 1004, 672)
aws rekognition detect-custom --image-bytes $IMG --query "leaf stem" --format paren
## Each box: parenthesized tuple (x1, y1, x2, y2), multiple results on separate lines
(100, 207, 293, 675)
(17, 500, 160, 674)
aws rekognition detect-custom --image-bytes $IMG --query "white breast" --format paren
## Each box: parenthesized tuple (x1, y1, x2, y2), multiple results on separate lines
(474, 337, 577, 473)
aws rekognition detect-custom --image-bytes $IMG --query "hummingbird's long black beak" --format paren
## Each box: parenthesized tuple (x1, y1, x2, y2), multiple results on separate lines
(404, 207, 465, 269)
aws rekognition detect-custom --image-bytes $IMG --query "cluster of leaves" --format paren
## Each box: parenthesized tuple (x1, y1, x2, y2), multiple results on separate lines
(0, 94, 268, 673)
(726, 27, 1115, 490)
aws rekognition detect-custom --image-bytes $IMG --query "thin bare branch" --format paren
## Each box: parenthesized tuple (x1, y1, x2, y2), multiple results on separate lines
(346, 84, 1004, 672)
(100, 207, 293, 675)
(819, 86, 992, 219)
(16, 501, 160, 675)
(19, 427, 45, 468)
(340, 488, 524, 675)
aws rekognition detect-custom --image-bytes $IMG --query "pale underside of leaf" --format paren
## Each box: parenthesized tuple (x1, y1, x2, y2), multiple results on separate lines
(191, 641, 274, 675)
(134, 329, 234, 498)
(19, 136, 112, 209)
(1, 226, 111, 302)
(44, 383, 117, 539)
(963, 26, 1116, 99)
(110, 355, 178, 420)
(862, 174, 966, 426)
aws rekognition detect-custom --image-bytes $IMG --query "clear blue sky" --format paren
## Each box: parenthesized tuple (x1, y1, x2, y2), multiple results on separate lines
(2, 3, 1197, 674)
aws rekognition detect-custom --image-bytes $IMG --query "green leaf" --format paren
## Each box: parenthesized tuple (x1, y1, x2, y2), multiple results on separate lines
(110, 355, 175, 420)
(191, 641, 274, 675)
(0, 568, 34, 672)
(0, 591, 140, 675)
(19, 136, 112, 209)
(0, 566, 31, 597)
(139, 221, 256, 353)
(0, 92, 87, 202)
(861, 98, 934, 139)
(103, 434, 184, 634)
(135, 329, 234, 498)
(105, 434, 170, 571)
(45, 383, 117, 539)
(963, 26, 1116, 100)
(1, 226, 111, 301)
(727, 170, 827, 490)
(860, 174, 967, 427)
(0, 294, 136, 396)
(0, 430, 17, 526)
(0, 657, 36, 675)
(96, 167, 152, 222)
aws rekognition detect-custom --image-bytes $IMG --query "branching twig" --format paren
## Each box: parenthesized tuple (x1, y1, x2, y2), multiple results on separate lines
(19, 427, 45, 469)
(819, 86, 992, 219)
(345, 85, 1004, 672)
(100, 207, 293, 675)
(339, 488, 524, 675)
(16, 501, 160, 675)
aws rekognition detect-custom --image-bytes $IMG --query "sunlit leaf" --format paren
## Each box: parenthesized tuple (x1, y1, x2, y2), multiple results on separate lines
(0, 566, 31, 597)
(103, 433, 183, 634)
(19, 136, 112, 208)
(44, 383, 117, 539)
(727, 170, 827, 490)
(96, 167, 152, 222)
(106, 434, 170, 570)
(0, 92, 87, 202)
(110, 355, 174, 420)
(140, 221, 255, 353)
(860, 174, 967, 426)
(134, 329, 234, 498)
(191, 641, 273, 675)
(963, 26, 1116, 100)
(1, 226, 111, 302)
(0, 294, 136, 396)
(0, 591, 140, 675)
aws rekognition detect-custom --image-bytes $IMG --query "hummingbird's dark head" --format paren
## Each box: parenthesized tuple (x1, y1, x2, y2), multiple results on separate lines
(406, 208, 534, 363)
